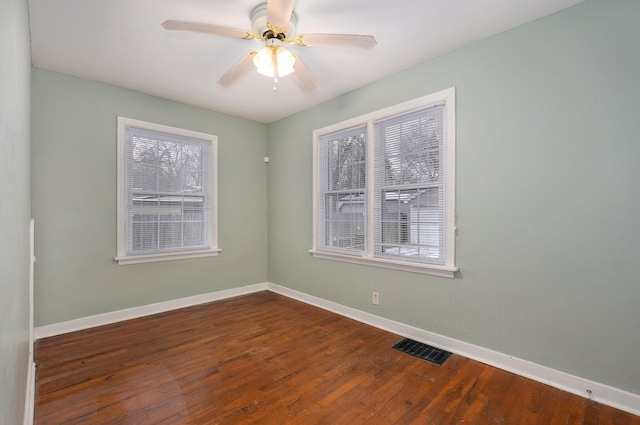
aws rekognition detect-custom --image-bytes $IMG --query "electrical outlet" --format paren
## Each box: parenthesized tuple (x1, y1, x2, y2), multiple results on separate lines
(372, 291, 379, 305)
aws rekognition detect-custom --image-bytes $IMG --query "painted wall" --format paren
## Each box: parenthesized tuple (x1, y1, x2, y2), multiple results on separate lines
(0, 0, 32, 423)
(32, 69, 269, 326)
(267, 0, 640, 396)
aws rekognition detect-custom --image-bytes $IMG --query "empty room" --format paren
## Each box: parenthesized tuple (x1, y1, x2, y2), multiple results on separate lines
(2, 0, 639, 423)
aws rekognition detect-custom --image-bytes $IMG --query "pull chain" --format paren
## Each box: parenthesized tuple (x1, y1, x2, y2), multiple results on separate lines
(272, 47, 279, 92)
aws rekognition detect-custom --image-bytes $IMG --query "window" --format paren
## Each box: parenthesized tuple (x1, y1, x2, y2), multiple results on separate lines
(312, 88, 457, 277)
(116, 117, 219, 265)
(318, 125, 367, 253)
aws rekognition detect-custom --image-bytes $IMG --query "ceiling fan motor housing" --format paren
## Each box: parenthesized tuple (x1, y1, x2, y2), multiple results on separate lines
(251, 3, 297, 39)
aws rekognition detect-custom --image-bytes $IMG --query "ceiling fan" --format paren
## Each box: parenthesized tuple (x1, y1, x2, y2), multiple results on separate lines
(162, 0, 377, 93)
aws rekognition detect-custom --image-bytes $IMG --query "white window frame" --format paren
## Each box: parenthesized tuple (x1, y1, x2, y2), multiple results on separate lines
(311, 88, 458, 278)
(115, 117, 220, 265)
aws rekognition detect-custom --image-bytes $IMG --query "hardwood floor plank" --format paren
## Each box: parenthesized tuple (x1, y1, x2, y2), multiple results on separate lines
(34, 291, 640, 424)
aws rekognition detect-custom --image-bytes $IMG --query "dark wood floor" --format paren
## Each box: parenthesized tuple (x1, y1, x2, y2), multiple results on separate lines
(35, 291, 639, 424)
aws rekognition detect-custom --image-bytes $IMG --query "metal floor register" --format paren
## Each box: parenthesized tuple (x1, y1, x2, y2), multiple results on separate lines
(392, 338, 453, 366)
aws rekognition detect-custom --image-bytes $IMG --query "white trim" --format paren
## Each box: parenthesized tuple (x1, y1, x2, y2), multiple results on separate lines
(366, 123, 376, 256)
(309, 249, 458, 278)
(29, 220, 35, 346)
(23, 361, 35, 425)
(116, 116, 219, 265)
(312, 88, 457, 274)
(311, 129, 319, 250)
(443, 90, 456, 265)
(24, 219, 35, 425)
(115, 248, 221, 265)
(313, 89, 452, 136)
(34, 283, 267, 339)
(266, 282, 640, 417)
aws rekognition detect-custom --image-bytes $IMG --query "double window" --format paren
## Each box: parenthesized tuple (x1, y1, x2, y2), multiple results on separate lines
(312, 88, 457, 277)
(116, 117, 219, 265)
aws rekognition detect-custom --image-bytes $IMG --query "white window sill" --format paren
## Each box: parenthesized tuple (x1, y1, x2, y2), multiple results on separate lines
(115, 248, 221, 265)
(309, 249, 458, 278)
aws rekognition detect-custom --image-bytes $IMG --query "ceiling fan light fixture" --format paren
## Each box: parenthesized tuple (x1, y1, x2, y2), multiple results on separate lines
(163, 0, 375, 93)
(253, 44, 295, 78)
(275, 47, 296, 76)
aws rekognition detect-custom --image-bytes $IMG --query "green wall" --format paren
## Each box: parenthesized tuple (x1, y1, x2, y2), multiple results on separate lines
(267, 0, 640, 395)
(32, 69, 269, 326)
(0, 0, 32, 423)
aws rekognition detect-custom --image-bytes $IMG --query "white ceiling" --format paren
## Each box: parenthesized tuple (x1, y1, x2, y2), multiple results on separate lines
(29, 0, 583, 124)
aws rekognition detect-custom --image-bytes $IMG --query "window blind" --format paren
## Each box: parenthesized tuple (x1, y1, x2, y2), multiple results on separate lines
(373, 104, 446, 264)
(318, 125, 367, 253)
(124, 126, 212, 255)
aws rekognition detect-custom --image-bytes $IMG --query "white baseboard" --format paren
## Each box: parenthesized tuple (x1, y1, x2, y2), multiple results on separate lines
(34, 283, 268, 340)
(266, 282, 640, 417)
(33, 281, 640, 417)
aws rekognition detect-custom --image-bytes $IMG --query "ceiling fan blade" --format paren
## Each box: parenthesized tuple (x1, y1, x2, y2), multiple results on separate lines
(162, 20, 258, 40)
(292, 56, 319, 93)
(218, 52, 257, 86)
(293, 34, 377, 49)
(266, 0, 296, 34)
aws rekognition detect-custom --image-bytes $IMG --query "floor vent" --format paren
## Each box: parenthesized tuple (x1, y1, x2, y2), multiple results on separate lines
(392, 338, 452, 366)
